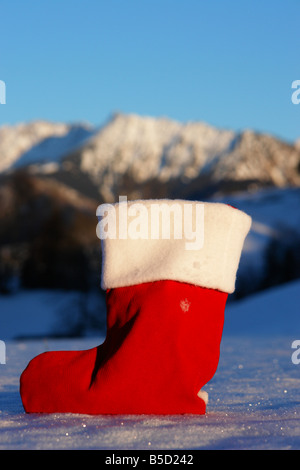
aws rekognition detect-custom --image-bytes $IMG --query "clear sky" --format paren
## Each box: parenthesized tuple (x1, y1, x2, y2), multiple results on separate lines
(0, 0, 299, 143)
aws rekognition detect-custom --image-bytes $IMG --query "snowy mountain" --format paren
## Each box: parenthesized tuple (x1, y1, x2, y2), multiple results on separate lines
(1, 113, 300, 202)
(0, 120, 95, 174)
(60, 113, 300, 202)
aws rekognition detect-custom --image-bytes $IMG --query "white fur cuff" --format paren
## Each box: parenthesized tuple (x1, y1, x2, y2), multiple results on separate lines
(98, 199, 252, 294)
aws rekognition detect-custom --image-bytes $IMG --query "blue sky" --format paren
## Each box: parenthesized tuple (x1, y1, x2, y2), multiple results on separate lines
(0, 0, 299, 142)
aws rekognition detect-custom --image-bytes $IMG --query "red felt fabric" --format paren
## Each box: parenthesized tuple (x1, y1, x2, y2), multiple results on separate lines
(20, 280, 227, 414)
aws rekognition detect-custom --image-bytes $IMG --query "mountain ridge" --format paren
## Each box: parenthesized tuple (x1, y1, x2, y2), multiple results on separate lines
(1, 113, 300, 202)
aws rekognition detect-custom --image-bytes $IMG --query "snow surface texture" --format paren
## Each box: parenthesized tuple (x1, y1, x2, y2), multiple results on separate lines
(1, 280, 300, 450)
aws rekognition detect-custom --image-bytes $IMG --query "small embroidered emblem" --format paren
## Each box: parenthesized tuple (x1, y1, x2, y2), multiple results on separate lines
(180, 298, 191, 313)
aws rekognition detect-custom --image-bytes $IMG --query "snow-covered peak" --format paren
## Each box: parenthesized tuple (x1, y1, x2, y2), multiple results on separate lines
(79, 112, 235, 181)
(69, 113, 236, 200)
(0, 120, 95, 173)
(63, 113, 300, 201)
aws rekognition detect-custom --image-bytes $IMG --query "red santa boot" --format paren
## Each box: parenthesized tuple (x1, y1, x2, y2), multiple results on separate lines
(20, 200, 251, 414)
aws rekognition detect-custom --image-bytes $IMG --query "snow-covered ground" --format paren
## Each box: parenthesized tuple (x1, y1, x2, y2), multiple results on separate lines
(0, 280, 300, 450)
